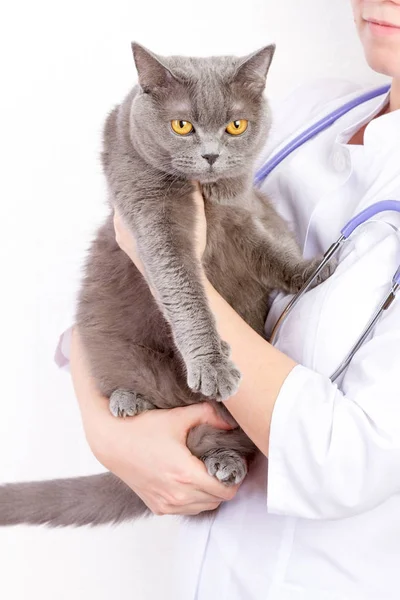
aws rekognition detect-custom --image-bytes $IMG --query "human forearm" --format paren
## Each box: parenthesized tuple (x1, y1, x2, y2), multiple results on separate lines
(113, 204, 297, 456)
(203, 278, 297, 456)
(69, 327, 239, 515)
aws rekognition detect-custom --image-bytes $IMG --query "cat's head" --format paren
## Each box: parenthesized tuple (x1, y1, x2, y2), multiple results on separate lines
(129, 43, 275, 183)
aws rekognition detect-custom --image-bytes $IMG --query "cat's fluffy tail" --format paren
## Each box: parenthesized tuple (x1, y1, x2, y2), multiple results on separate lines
(0, 472, 148, 527)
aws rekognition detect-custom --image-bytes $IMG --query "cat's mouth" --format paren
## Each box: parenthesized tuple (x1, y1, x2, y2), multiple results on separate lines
(171, 157, 245, 182)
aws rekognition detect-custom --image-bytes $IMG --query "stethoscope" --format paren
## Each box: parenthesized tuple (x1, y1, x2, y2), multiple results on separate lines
(255, 83, 400, 383)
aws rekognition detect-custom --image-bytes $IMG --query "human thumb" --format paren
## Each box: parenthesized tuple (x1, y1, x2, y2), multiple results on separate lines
(175, 402, 235, 433)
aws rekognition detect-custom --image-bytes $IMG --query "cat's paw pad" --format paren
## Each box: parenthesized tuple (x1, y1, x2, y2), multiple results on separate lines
(109, 390, 154, 418)
(204, 450, 247, 486)
(187, 355, 241, 401)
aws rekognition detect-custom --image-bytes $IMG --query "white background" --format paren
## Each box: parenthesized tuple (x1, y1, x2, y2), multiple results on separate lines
(0, 1, 386, 599)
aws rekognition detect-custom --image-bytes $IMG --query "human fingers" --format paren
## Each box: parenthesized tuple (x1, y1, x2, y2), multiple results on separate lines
(150, 498, 221, 516)
(172, 402, 235, 436)
(113, 209, 145, 272)
(191, 180, 204, 206)
(172, 451, 241, 502)
(191, 460, 241, 502)
(113, 210, 130, 252)
(163, 502, 220, 516)
(190, 180, 207, 259)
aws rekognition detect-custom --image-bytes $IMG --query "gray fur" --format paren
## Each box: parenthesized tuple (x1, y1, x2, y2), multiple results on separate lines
(109, 389, 155, 417)
(204, 451, 247, 485)
(0, 43, 333, 528)
(0, 473, 148, 527)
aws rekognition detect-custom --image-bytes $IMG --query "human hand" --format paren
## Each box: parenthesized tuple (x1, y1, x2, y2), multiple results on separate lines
(113, 181, 207, 272)
(70, 327, 239, 515)
(190, 180, 207, 261)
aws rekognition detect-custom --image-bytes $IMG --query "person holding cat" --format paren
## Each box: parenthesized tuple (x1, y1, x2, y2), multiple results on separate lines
(69, 0, 400, 598)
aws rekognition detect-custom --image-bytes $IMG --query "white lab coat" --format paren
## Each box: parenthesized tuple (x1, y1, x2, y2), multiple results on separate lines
(177, 80, 400, 600)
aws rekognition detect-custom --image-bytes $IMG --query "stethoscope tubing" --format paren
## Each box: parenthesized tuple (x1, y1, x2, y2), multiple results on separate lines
(269, 220, 400, 383)
(254, 84, 391, 185)
(256, 84, 400, 383)
(330, 280, 399, 382)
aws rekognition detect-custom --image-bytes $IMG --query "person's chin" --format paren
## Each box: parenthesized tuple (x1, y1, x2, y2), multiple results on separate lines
(362, 43, 399, 77)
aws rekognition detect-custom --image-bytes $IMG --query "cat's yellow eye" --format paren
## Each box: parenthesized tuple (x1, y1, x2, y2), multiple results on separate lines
(226, 119, 248, 136)
(171, 120, 194, 136)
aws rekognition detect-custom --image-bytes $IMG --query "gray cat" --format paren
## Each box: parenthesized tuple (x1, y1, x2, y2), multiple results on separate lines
(0, 43, 332, 527)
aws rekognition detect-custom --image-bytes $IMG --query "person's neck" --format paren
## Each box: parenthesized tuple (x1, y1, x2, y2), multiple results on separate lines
(389, 78, 400, 112)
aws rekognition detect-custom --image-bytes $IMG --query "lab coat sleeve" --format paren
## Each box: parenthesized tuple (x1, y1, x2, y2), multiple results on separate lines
(267, 313, 400, 520)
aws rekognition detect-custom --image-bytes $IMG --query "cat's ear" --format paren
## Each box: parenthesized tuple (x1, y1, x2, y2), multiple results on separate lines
(233, 45, 276, 96)
(131, 42, 178, 94)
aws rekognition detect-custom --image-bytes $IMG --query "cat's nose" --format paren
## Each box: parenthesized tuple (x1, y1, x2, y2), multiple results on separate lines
(202, 153, 219, 166)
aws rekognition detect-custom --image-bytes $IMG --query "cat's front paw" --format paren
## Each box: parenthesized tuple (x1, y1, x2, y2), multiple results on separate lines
(290, 257, 337, 293)
(305, 256, 338, 287)
(187, 354, 242, 401)
(109, 389, 154, 418)
(204, 449, 247, 486)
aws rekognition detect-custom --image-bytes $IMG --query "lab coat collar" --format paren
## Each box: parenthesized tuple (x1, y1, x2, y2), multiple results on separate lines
(363, 105, 400, 148)
(336, 89, 400, 149)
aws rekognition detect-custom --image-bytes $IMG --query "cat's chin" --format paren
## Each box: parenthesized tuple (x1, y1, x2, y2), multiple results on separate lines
(196, 174, 221, 184)
(193, 170, 242, 184)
